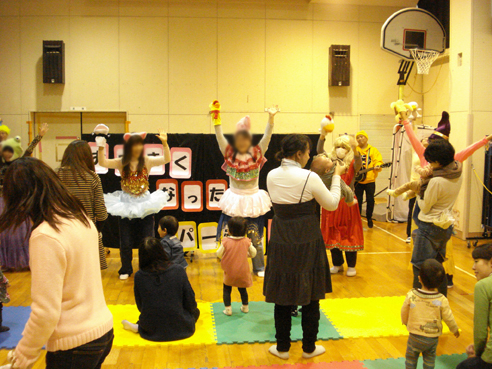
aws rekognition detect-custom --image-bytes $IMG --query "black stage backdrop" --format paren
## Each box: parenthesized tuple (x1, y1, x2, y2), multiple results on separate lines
(82, 133, 320, 249)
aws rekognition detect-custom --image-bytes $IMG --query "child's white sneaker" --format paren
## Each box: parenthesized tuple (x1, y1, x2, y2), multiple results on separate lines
(302, 345, 326, 359)
(257, 271, 265, 278)
(346, 267, 357, 277)
(119, 274, 129, 280)
(223, 306, 232, 316)
(406, 236, 411, 244)
(330, 265, 344, 274)
(268, 345, 289, 360)
(240, 305, 249, 313)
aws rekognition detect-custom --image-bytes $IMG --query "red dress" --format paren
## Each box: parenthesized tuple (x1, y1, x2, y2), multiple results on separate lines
(322, 160, 364, 252)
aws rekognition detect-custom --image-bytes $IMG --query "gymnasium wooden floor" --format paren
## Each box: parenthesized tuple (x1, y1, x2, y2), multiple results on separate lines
(1, 219, 479, 369)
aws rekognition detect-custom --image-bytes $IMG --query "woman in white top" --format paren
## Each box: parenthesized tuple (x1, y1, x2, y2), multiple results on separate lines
(264, 134, 344, 360)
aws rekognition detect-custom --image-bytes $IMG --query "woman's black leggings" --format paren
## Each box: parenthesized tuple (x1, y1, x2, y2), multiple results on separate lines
(223, 284, 248, 306)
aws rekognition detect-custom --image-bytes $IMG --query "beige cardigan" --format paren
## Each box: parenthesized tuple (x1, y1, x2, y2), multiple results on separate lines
(14, 218, 113, 368)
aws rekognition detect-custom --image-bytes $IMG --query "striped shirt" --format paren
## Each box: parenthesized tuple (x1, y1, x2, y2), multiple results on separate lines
(56, 168, 108, 269)
(56, 168, 107, 223)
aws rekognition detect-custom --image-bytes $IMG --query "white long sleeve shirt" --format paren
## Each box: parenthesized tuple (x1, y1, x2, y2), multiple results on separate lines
(267, 159, 341, 210)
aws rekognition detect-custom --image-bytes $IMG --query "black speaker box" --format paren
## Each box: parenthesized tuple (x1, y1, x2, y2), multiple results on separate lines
(43, 40, 65, 84)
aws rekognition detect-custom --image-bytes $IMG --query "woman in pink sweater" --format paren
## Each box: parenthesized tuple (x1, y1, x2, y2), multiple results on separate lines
(0, 158, 113, 369)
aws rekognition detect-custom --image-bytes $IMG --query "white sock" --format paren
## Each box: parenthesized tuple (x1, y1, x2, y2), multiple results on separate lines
(122, 320, 139, 333)
(268, 345, 289, 360)
(302, 345, 326, 359)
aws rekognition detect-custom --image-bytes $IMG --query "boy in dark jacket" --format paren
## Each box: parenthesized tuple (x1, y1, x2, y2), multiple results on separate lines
(158, 216, 188, 269)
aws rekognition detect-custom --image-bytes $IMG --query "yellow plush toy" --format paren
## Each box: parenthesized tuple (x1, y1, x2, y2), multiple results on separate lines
(390, 99, 412, 122)
(209, 100, 221, 126)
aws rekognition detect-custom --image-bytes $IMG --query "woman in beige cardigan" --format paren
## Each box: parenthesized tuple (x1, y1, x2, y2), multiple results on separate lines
(0, 157, 113, 369)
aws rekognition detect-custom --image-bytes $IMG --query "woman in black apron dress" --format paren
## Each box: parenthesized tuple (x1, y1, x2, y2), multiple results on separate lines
(265, 134, 345, 360)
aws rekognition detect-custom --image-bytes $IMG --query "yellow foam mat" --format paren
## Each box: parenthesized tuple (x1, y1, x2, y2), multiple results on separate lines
(320, 296, 450, 338)
(108, 303, 216, 346)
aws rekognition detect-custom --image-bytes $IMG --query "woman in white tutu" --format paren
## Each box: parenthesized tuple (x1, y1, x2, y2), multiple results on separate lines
(211, 102, 279, 277)
(95, 127, 170, 280)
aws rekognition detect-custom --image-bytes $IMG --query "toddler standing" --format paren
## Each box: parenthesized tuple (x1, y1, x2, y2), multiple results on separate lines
(158, 216, 187, 269)
(217, 217, 257, 316)
(401, 259, 459, 369)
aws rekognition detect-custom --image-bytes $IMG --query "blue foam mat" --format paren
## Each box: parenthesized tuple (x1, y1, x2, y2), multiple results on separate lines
(0, 306, 31, 349)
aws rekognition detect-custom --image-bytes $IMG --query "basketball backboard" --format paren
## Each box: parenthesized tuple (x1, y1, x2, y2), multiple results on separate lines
(381, 8, 446, 61)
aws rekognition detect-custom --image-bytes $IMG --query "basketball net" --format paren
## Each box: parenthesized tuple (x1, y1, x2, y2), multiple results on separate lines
(410, 49, 440, 74)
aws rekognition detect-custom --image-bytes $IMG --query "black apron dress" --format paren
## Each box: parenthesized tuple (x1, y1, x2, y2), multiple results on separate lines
(264, 173, 332, 306)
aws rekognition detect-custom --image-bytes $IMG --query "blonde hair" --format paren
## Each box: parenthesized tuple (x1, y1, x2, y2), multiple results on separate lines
(329, 135, 354, 166)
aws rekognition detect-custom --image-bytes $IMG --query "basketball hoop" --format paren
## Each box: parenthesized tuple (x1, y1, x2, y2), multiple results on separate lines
(410, 49, 440, 74)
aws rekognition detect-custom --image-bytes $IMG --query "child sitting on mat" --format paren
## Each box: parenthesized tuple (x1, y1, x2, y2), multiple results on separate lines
(217, 216, 257, 316)
(401, 259, 459, 369)
(158, 215, 187, 269)
(122, 237, 200, 342)
(311, 154, 357, 206)
(0, 270, 10, 332)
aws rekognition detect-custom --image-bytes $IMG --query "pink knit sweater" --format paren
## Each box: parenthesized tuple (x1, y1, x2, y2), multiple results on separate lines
(14, 218, 113, 368)
(402, 120, 488, 167)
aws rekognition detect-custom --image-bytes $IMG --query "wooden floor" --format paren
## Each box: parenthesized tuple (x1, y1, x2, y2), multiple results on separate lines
(1, 219, 481, 369)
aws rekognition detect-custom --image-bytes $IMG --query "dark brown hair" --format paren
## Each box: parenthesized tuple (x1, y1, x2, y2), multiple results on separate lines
(472, 243, 492, 261)
(419, 259, 445, 289)
(139, 237, 171, 272)
(227, 216, 248, 237)
(275, 134, 312, 161)
(59, 140, 96, 185)
(0, 157, 90, 232)
(122, 135, 145, 178)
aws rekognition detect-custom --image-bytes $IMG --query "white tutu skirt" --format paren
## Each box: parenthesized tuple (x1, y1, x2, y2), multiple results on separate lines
(104, 190, 168, 219)
(219, 187, 272, 218)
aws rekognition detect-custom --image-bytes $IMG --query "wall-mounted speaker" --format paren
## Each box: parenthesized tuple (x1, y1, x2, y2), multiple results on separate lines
(329, 45, 350, 87)
(43, 40, 65, 84)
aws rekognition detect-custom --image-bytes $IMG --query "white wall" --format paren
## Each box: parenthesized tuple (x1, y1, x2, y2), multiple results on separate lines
(0, 0, 422, 142)
(422, 0, 492, 237)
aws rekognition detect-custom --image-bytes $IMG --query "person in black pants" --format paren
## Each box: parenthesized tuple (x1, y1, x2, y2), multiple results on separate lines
(265, 135, 344, 360)
(355, 130, 383, 228)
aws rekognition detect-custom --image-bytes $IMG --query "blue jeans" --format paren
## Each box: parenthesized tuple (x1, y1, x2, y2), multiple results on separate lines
(412, 204, 452, 296)
(46, 329, 113, 369)
(118, 215, 155, 275)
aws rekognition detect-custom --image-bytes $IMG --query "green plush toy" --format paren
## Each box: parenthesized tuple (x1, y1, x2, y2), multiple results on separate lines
(2, 136, 23, 160)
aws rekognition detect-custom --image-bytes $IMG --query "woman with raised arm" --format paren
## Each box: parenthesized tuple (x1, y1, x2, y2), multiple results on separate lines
(211, 101, 278, 277)
(265, 134, 344, 360)
(57, 140, 109, 270)
(0, 158, 113, 369)
(95, 126, 170, 280)
(317, 130, 364, 277)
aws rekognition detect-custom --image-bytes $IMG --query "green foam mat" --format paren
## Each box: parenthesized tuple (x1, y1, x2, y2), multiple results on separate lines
(211, 301, 342, 344)
(362, 353, 468, 369)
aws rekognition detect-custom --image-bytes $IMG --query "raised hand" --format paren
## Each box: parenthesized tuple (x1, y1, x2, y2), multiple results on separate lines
(266, 105, 280, 117)
(39, 123, 49, 137)
(157, 129, 168, 145)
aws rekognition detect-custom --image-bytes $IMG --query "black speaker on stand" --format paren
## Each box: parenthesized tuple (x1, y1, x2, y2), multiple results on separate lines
(43, 40, 65, 84)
